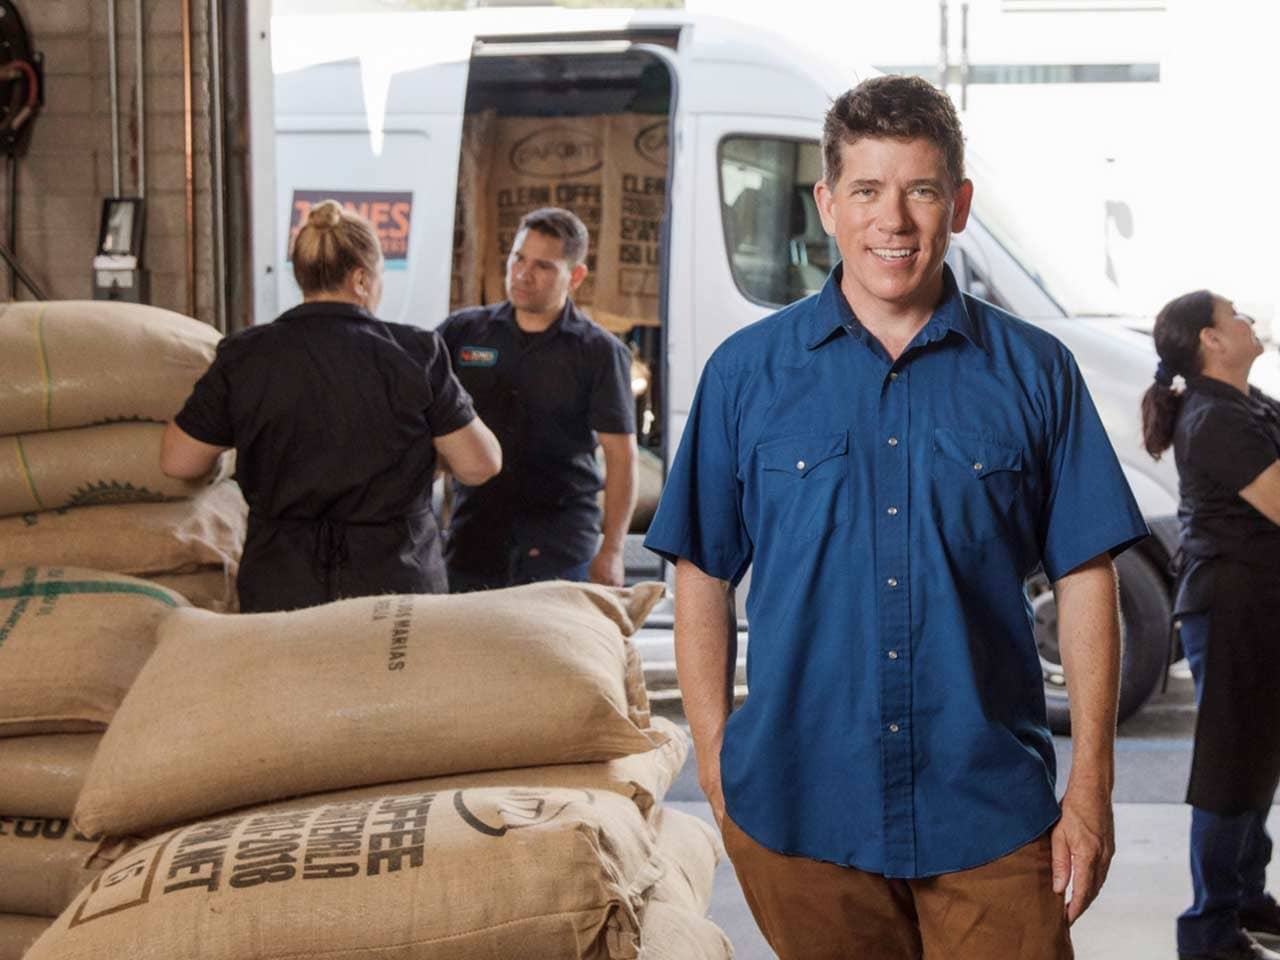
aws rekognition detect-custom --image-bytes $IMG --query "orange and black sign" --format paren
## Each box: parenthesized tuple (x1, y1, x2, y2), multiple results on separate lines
(288, 191, 414, 268)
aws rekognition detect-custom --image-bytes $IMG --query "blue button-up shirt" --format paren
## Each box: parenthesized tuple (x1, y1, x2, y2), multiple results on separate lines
(645, 265, 1147, 878)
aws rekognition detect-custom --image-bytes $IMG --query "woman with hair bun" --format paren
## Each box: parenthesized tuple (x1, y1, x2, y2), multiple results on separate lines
(1142, 290, 1280, 960)
(161, 199, 501, 612)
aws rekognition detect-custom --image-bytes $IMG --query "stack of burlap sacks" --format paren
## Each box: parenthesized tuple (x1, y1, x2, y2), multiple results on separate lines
(0, 301, 247, 612)
(0, 566, 190, 960)
(7, 578, 732, 960)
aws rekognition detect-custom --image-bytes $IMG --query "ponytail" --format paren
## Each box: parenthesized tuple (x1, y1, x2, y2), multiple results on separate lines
(1140, 289, 1216, 460)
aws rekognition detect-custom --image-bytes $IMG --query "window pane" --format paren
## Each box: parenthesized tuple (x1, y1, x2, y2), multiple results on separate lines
(719, 137, 837, 307)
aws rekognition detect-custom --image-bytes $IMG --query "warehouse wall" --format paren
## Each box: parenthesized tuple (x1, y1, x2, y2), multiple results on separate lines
(4, 1, 219, 325)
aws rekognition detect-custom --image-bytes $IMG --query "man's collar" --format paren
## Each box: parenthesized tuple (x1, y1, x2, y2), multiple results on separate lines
(805, 262, 986, 354)
(501, 298, 581, 334)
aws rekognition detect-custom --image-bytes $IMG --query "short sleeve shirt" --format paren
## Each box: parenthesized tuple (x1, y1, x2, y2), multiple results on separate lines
(437, 300, 635, 573)
(644, 265, 1147, 878)
(175, 300, 475, 522)
(1173, 376, 1280, 611)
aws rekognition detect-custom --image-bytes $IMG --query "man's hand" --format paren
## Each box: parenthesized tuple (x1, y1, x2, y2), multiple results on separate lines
(1052, 552, 1120, 925)
(588, 544, 625, 586)
(1051, 778, 1115, 924)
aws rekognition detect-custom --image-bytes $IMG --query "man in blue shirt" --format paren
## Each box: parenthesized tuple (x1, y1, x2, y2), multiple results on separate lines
(645, 75, 1147, 958)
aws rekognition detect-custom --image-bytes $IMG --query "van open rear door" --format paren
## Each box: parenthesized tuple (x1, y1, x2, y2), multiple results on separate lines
(267, 14, 475, 329)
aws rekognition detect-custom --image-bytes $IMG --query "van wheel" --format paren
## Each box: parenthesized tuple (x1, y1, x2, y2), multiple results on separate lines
(1030, 550, 1171, 735)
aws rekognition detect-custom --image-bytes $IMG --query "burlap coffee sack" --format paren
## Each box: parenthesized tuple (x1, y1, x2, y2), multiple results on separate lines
(0, 817, 109, 917)
(639, 903, 734, 960)
(0, 567, 185, 737)
(0, 481, 245, 577)
(0, 423, 218, 518)
(0, 914, 51, 960)
(484, 115, 604, 306)
(649, 807, 724, 915)
(595, 114, 668, 334)
(146, 567, 238, 613)
(0, 735, 99, 818)
(242, 715, 688, 826)
(40, 788, 663, 960)
(450, 110, 494, 311)
(0, 301, 219, 436)
(75, 581, 667, 837)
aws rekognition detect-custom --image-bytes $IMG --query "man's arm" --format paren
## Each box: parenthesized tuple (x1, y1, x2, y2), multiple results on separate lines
(589, 431, 637, 586)
(674, 558, 738, 830)
(1050, 551, 1120, 925)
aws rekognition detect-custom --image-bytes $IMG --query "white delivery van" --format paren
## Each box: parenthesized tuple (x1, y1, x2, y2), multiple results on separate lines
(255, 7, 1181, 731)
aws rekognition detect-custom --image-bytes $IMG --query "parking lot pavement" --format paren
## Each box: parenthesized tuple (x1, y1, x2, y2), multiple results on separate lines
(670, 799, 1280, 960)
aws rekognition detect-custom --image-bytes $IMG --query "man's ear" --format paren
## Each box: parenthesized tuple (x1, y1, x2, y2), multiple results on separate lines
(950, 179, 974, 234)
(814, 179, 837, 236)
(568, 262, 589, 293)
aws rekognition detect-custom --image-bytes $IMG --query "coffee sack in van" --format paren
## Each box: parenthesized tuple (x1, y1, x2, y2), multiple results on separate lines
(484, 116, 605, 306)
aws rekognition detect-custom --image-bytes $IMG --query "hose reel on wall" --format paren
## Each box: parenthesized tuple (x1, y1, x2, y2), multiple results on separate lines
(0, 0, 44, 299)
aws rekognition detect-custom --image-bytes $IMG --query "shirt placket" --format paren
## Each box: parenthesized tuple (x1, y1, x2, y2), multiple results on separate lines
(877, 362, 915, 876)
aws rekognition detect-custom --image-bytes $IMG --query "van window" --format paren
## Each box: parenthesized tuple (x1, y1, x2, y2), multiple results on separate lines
(719, 138, 837, 307)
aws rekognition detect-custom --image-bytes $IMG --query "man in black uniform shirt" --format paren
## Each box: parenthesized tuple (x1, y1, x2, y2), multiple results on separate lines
(438, 207, 638, 590)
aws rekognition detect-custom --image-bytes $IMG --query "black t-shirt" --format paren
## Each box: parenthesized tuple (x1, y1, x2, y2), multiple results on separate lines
(437, 299, 635, 574)
(175, 301, 476, 523)
(1173, 375, 1280, 610)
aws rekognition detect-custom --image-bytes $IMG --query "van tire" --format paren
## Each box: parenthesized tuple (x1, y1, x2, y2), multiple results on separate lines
(1037, 549, 1171, 735)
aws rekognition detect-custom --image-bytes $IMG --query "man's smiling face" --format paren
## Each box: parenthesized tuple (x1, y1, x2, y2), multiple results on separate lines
(815, 136, 973, 318)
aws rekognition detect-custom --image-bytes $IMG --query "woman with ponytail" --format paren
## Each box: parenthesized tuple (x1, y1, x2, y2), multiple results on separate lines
(160, 200, 501, 611)
(1143, 290, 1280, 960)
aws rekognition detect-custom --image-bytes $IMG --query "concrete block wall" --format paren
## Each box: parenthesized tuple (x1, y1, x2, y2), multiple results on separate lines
(4, 0, 218, 326)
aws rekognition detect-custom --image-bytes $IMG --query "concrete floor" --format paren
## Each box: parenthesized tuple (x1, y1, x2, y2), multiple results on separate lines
(670, 799, 1280, 959)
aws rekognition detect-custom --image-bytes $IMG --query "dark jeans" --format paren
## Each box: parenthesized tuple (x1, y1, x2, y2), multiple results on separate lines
(1177, 612, 1277, 955)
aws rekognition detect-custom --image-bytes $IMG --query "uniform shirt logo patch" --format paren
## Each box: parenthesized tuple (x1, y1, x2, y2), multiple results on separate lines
(459, 347, 498, 367)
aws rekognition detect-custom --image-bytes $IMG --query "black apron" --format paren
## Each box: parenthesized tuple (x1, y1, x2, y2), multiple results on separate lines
(237, 509, 447, 614)
(1185, 557, 1280, 814)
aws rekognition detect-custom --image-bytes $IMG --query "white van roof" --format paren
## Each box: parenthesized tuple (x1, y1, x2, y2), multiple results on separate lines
(271, 8, 855, 121)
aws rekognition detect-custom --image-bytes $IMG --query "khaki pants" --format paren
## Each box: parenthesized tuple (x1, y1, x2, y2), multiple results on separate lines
(722, 816, 1073, 960)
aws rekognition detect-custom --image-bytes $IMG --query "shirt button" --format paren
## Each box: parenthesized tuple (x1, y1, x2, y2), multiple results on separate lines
(889, 372, 899, 381)
(889, 723, 900, 733)
(973, 462, 983, 471)
(886, 506, 898, 516)
(886, 577, 898, 588)
(887, 437, 899, 447)
(796, 460, 806, 470)
(888, 650, 899, 660)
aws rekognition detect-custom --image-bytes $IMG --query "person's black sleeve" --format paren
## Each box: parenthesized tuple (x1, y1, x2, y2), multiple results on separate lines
(588, 336, 636, 435)
(173, 338, 235, 447)
(423, 330, 477, 437)
(1184, 401, 1280, 494)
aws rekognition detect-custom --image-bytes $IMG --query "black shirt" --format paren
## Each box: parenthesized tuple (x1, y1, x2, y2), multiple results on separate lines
(1173, 375, 1280, 610)
(437, 299, 635, 575)
(175, 300, 476, 609)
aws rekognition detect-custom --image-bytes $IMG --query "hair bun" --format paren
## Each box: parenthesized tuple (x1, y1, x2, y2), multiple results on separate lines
(306, 199, 344, 230)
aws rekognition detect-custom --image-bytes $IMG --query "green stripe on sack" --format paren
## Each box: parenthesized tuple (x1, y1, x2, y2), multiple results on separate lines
(34, 304, 52, 429)
(12, 435, 44, 512)
(0, 579, 180, 606)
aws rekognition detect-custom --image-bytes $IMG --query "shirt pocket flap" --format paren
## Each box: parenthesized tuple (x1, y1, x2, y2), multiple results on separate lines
(758, 430, 849, 478)
(933, 428, 1022, 477)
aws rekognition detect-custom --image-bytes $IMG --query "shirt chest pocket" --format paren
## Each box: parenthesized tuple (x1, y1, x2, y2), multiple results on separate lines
(931, 428, 1025, 546)
(756, 430, 850, 542)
